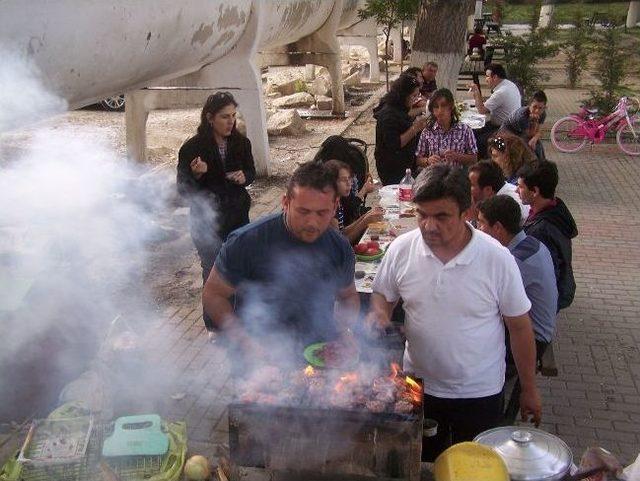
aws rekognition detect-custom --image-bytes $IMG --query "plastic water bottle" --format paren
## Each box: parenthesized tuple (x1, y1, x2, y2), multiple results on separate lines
(398, 168, 414, 203)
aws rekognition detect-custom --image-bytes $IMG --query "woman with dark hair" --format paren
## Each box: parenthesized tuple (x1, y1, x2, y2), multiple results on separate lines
(177, 91, 256, 334)
(415, 88, 478, 168)
(373, 73, 427, 185)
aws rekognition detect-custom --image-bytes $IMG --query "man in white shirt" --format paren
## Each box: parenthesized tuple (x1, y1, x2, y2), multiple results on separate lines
(470, 63, 522, 158)
(366, 163, 541, 461)
(469, 160, 530, 223)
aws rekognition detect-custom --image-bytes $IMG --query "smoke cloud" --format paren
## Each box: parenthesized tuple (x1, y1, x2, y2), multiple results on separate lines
(0, 52, 177, 421)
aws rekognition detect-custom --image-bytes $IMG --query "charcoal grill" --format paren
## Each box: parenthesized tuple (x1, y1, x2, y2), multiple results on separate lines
(229, 382, 423, 481)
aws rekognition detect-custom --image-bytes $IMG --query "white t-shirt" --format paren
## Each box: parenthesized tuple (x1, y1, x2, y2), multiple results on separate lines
(372, 225, 531, 398)
(497, 182, 530, 223)
(484, 79, 521, 126)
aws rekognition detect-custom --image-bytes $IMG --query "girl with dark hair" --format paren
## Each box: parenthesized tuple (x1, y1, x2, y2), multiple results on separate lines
(415, 88, 478, 168)
(177, 91, 256, 334)
(373, 74, 427, 185)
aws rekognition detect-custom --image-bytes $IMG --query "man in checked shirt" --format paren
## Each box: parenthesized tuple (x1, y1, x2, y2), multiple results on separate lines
(416, 88, 478, 169)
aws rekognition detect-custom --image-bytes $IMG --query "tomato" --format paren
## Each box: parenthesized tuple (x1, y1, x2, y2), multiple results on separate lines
(354, 243, 369, 254)
(367, 241, 380, 250)
(365, 247, 380, 256)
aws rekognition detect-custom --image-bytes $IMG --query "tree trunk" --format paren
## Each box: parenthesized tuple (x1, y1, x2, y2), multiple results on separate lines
(411, 0, 475, 94)
(628, 1, 640, 29)
(383, 28, 391, 91)
(539, 0, 556, 29)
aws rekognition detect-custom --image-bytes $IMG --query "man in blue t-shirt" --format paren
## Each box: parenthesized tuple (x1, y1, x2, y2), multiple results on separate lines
(203, 161, 360, 360)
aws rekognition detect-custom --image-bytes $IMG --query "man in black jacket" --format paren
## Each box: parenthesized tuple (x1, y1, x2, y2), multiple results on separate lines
(517, 161, 578, 311)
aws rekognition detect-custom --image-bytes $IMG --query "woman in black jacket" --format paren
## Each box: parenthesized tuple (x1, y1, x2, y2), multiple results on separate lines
(177, 92, 256, 332)
(373, 74, 427, 185)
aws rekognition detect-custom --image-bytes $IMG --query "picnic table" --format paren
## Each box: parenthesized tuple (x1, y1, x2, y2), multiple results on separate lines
(354, 194, 416, 294)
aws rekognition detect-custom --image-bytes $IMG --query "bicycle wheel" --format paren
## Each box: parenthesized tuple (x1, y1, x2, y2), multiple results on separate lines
(551, 116, 588, 153)
(617, 117, 640, 156)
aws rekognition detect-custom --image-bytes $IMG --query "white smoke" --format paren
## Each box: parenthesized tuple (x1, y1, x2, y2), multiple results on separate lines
(0, 50, 67, 133)
(0, 52, 177, 420)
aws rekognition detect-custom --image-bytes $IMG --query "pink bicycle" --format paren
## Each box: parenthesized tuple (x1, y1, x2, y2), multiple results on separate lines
(551, 97, 640, 156)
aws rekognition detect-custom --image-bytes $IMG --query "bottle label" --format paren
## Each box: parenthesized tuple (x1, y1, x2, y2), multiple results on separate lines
(399, 187, 413, 202)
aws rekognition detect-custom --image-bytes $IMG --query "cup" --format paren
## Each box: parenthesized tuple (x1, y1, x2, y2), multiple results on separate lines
(423, 418, 438, 438)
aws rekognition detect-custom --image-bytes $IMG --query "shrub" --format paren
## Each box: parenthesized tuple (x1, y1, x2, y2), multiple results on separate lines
(561, 11, 594, 88)
(586, 26, 628, 112)
(494, 26, 559, 100)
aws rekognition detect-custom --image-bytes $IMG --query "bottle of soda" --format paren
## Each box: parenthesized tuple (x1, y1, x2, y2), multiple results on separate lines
(398, 168, 414, 202)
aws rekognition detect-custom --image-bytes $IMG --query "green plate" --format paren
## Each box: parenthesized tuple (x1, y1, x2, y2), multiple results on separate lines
(304, 342, 328, 368)
(303, 342, 359, 369)
(355, 249, 384, 262)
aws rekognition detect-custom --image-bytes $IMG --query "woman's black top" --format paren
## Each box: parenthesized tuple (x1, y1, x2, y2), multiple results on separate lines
(373, 101, 417, 185)
(177, 132, 255, 236)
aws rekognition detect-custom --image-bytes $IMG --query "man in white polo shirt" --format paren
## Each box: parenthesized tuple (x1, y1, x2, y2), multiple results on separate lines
(366, 163, 540, 461)
(470, 63, 521, 158)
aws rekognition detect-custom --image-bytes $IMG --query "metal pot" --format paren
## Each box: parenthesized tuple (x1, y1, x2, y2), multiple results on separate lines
(474, 426, 573, 481)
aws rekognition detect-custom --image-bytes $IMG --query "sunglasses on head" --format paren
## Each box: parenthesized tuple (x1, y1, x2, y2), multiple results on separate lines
(489, 137, 506, 152)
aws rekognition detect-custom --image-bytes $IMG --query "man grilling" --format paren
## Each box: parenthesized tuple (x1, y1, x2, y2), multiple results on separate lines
(366, 163, 541, 461)
(203, 161, 360, 362)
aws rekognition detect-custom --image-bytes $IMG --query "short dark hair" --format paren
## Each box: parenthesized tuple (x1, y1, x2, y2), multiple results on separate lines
(486, 63, 507, 79)
(287, 161, 338, 198)
(478, 195, 522, 236)
(424, 61, 438, 69)
(531, 90, 547, 104)
(469, 160, 505, 194)
(517, 160, 558, 199)
(413, 163, 471, 212)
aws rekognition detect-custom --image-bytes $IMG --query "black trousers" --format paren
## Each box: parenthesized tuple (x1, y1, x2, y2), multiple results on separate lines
(504, 339, 549, 423)
(191, 205, 250, 332)
(422, 390, 504, 462)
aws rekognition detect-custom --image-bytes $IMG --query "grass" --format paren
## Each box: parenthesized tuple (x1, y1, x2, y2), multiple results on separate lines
(499, 2, 630, 25)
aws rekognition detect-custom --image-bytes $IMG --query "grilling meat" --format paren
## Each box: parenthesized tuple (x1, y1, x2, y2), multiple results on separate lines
(317, 342, 356, 368)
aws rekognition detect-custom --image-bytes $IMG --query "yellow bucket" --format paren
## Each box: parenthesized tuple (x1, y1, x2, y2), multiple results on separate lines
(434, 441, 509, 481)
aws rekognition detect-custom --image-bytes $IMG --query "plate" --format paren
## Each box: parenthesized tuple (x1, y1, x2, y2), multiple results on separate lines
(356, 249, 384, 262)
(304, 342, 359, 369)
(379, 184, 399, 196)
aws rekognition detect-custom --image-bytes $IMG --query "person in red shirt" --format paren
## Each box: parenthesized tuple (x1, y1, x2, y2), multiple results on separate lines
(467, 25, 487, 59)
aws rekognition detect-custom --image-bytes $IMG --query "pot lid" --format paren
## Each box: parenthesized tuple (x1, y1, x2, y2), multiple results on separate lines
(473, 427, 573, 481)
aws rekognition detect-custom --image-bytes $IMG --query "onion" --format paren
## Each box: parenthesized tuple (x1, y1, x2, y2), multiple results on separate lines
(184, 455, 211, 480)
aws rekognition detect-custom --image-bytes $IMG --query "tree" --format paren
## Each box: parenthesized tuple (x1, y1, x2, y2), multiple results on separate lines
(359, 0, 420, 90)
(411, 0, 475, 93)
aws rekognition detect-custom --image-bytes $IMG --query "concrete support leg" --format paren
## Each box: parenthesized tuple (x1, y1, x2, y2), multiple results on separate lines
(304, 64, 316, 81)
(337, 36, 380, 83)
(325, 55, 345, 116)
(390, 27, 403, 63)
(627, 1, 640, 29)
(364, 37, 380, 82)
(125, 90, 150, 162)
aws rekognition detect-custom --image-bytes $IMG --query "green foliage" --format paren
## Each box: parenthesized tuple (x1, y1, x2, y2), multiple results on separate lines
(587, 26, 628, 112)
(561, 11, 594, 89)
(359, 0, 420, 89)
(494, 27, 559, 100)
(294, 79, 307, 93)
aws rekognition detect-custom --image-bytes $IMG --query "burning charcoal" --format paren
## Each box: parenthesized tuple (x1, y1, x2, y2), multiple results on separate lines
(372, 377, 396, 394)
(394, 400, 414, 414)
(239, 391, 259, 403)
(373, 388, 395, 404)
(365, 400, 387, 413)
